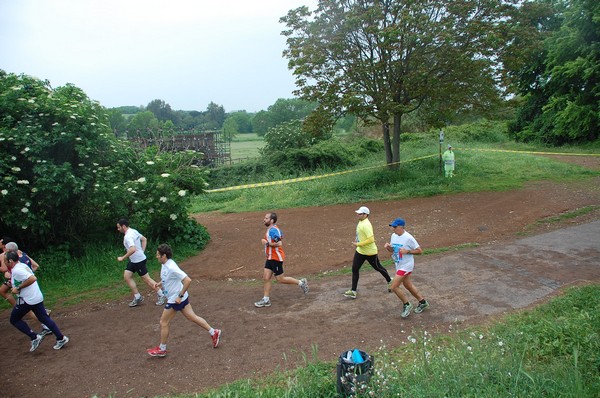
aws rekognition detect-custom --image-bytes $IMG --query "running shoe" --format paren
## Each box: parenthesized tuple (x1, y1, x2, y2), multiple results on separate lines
(212, 329, 221, 348)
(343, 290, 357, 299)
(299, 278, 309, 294)
(387, 281, 392, 293)
(156, 295, 167, 306)
(414, 300, 429, 314)
(147, 346, 167, 357)
(254, 298, 271, 308)
(38, 326, 53, 338)
(30, 334, 43, 352)
(53, 336, 69, 350)
(401, 302, 413, 318)
(129, 296, 144, 307)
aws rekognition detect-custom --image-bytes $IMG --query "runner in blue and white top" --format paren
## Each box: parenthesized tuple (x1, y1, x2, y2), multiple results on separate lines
(384, 217, 429, 318)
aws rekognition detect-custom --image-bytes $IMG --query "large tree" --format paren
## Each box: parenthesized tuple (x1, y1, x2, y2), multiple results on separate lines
(127, 110, 160, 137)
(251, 98, 317, 135)
(281, 0, 515, 164)
(205, 101, 226, 130)
(507, 0, 599, 144)
(147, 99, 178, 124)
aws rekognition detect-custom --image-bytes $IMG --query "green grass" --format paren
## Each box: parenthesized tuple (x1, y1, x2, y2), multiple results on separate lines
(230, 133, 264, 161)
(518, 205, 600, 236)
(0, 241, 201, 310)
(191, 141, 599, 214)
(183, 284, 600, 397)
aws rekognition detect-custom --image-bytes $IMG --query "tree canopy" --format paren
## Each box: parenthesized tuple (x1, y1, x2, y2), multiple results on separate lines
(507, 0, 599, 144)
(281, 0, 517, 163)
(252, 98, 317, 136)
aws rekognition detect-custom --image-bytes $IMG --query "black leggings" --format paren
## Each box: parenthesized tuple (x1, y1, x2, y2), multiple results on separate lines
(351, 252, 391, 291)
(10, 300, 64, 340)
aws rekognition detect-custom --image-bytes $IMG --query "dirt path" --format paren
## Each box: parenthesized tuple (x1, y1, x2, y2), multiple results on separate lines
(1, 156, 599, 398)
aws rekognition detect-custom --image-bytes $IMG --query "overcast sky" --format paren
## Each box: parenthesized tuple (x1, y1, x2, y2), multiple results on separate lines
(0, 0, 316, 113)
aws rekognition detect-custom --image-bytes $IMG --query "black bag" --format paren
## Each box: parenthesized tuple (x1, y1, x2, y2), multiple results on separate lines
(336, 349, 374, 397)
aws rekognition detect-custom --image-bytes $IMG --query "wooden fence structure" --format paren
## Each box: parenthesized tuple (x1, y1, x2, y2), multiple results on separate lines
(127, 130, 230, 167)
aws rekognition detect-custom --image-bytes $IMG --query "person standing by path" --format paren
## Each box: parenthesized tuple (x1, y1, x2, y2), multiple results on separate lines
(344, 206, 392, 299)
(6, 251, 69, 352)
(254, 212, 309, 308)
(442, 144, 455, 178)
(384, 217, 429, 318)
(146, 243, 221, 357)
(116, 219, 165, 307)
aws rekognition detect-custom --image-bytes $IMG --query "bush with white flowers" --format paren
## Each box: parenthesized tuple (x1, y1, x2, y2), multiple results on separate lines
(0, 71, 208, 250)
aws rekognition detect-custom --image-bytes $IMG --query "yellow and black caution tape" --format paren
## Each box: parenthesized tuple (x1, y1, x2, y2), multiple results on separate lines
(206, 148, 598, 193)
(206, 154, 437, 193)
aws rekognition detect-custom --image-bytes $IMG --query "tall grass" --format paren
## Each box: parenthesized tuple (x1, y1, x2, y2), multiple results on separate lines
(190, 284, 600, 397)
(191, 140, 598, 214)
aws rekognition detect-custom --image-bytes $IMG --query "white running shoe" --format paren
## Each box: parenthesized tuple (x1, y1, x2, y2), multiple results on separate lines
(401, 302, 413, 318)
(129, 296, 144, 307)
(156, 295, 166, 306)
(254, 298, 271, 308)
(53, 336, 69, 350)
(30, 334, 43, 352)
(299, 278, 309, 294)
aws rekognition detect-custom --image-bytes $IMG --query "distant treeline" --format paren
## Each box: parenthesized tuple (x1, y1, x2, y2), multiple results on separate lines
(108, 98, 356, 139)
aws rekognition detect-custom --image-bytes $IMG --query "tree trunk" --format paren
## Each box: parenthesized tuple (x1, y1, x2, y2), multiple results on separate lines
(381, 122, 393, 164)
(392, 112, 402, 164)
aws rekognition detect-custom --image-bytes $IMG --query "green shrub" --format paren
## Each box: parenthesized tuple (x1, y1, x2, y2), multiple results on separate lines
(206, 137, 384, 188)
(445, 119, 510, 143)
(267, 138, 360, 172)
(353, 136, 385, 153)
(262, 120, 316, 153)
(0, 71, 208, 251)
(206, 158, 272, 188)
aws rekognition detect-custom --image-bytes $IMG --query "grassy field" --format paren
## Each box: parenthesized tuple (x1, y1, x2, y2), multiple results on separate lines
(191, 140, 599, 214)
(229, 133, 264, 162)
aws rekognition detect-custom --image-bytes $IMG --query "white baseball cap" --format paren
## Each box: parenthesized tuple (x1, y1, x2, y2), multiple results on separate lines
(355, 206, 370, 215)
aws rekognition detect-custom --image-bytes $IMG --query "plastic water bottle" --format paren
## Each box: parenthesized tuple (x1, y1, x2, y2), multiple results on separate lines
(352, 349, 365, 364)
